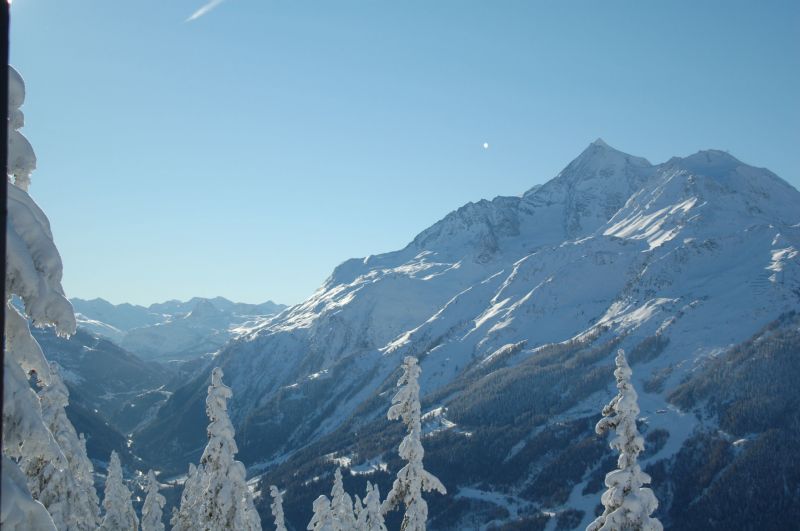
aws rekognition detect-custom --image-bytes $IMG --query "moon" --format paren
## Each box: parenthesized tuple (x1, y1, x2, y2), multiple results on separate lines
(482, 142, 489, 150)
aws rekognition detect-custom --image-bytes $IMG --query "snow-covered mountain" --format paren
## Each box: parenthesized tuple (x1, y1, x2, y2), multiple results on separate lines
(137, 140, 800, 530)
(71, 297, 286, 360)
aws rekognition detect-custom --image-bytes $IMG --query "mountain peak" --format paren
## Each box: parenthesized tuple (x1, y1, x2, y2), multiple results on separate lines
(186, 298, 222, 321)
(570, 138, 651, 169)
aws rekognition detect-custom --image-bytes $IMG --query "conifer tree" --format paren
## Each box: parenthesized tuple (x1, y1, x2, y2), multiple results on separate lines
(141, 470, 165, 531)
(354, 494, 364, 529)
(77, 434, 100, 523)
(171, 463, 202, 531)
(19, 440, 70, 530)
(3, 64, 75, 531)
(308, 494, 333, 531)
(175, 367, 261, 531)
(22, 363, 100, 530)
(330, 467, 357, 530)
(587, 350, 663, 531)
(359, 482, 387, 531)
(382, 356, 446, 531)
(270, 485, 287, 531)
(99, 451, 139, 531)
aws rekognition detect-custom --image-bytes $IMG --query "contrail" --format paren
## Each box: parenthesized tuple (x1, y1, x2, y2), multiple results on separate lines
(186, 0, 227, 22)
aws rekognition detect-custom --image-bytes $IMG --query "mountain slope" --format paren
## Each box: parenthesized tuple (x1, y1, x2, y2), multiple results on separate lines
(136, 141, 800, 529)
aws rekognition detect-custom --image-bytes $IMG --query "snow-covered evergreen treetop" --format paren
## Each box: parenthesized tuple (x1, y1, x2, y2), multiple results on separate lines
(203, 367, 238, 461)
(270, 485, 287, 531)
(171, 463, 202, 531)
(587, 349, 663, 531)
(174, 367, 261, 531)
(330, 467, 356, 531)
(308, 494, 333, 531)
(141, 470, 166, 531)
(382, 356, 446, 531)
(99, 451, 139, 531)
(358, 482, 387, 531)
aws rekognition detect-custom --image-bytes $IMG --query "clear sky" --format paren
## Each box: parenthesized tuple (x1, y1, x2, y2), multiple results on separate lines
(9, 0, 800, 306)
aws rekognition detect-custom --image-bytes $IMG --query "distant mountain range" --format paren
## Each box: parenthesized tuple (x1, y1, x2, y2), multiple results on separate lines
(32, 296, 285, 473)
(70, 296, 286, 360)
(128, 140, 799, 530)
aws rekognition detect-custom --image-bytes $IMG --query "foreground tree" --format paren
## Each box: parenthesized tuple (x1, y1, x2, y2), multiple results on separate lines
(587, 350, 663, 531)
(141, 470, 166, 531)
(22, 363, 100, 530)
(174, 368, 261, 530)
(308, 494, 333, 531)
(171, 463, 202, 531)
(331, 467, 357, 530)
(99, 452, 139, 531)
(382, 356, 446, 531)
(357, 482, 387, 531)
(42, 364, 100, 529)
(270, 485, 287, 531)
(2, 65, 77, 531)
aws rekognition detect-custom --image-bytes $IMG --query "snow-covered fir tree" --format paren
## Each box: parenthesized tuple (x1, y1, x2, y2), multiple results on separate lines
(587, 350, 663, 531)
(382, 356, 446, 531)
(357, 482, 387, 531)
(40, 364, 100, 529)
(174, 367, 261, 531)
(99, 451, 139, 531)
(19, 425, 72, 531)
(1, 455, 56, 530)
(141, 470, 166, 531)
(171, 463, 203, 531)
(22, 363, 100, 530)
(308, 494, 334, 531)
(2, 65, 77, 531)
(331, 467, 357, 530)
(270, 485, 287, 531)
(354, 494, 364, 529)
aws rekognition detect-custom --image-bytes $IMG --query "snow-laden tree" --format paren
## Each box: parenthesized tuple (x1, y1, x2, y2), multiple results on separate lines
(22, 363, 100, 530)
(99, 451, 139, 531)
(354, 494, 364, 529)
(2, 64, 76, 531)
(141, 470, 166, 531)
(174, 367, 261, 531)
(357, 482, 387, 531)
(40, 364, 100, 528)
(1, 455, 58, 530)
(19, 425, 72, 530)
(382, 356, 446, 531)
(330, 467, 357, 530)
(77, 434, 101, 525)
(171, 463, 203, 531)
(7, 65, 36, 191)
(270, 485, 287, 531)
(587, 350, 663, 531)
(308, 494, 334, 531)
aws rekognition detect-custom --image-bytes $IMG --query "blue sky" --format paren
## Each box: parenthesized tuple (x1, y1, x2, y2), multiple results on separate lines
(10, 0, 800, 306)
